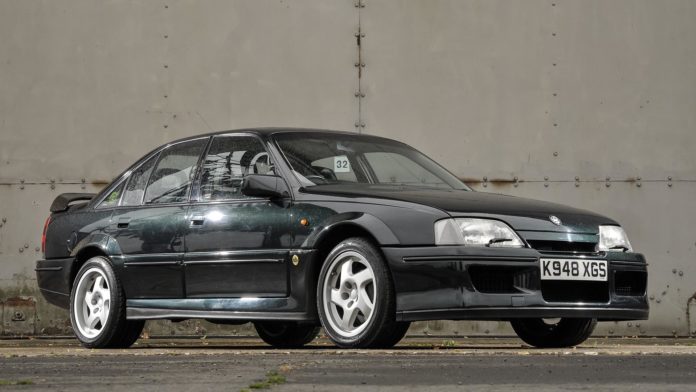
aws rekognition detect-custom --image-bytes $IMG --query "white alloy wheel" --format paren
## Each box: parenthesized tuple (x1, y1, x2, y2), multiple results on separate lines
(322, 250, 376, 338)
(73, 267, 111, 339)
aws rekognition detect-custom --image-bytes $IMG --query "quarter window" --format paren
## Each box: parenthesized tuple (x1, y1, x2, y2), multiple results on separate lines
(121, 154, 158, 206)
(97, 181, 125, 209)
(199, 136, 274, 201)
(144, 139, 207, 204)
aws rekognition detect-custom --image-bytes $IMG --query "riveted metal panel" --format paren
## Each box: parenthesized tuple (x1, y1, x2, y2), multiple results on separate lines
(0, 0, 357, 336)
(1, 0, 695, 337)
(0, 0, 356, 184)
(2, 297, 37, 336)
(361, 1, 696, 336)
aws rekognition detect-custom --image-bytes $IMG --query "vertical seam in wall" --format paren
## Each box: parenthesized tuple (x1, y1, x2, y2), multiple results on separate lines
(354, 0, 365, 133)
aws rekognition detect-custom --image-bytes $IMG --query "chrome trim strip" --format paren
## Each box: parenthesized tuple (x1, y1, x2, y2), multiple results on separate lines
(403, 255, 537, 263)
(126, 307, 309, 321)
(123, 261, 179, 267)
(183, 258, 283, 265)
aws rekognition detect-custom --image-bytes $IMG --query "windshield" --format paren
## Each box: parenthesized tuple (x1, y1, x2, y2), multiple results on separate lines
(274, 133, 470, 190)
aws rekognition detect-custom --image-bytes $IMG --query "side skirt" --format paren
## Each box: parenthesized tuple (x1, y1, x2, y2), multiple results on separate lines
(125, 298, 316, 322)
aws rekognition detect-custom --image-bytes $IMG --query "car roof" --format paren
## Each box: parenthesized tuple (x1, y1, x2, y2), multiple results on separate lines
(164, 127, 400, 146)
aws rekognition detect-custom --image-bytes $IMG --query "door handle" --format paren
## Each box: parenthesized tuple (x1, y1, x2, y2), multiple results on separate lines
(190, 215, 205, 227)
(117, 217, 131, 228)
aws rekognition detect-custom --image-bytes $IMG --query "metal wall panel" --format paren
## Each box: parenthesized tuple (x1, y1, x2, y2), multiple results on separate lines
(361, 0, 696, 336)
(0, 0, 358, 336)
(0, 0, 357, 183)
(1, 0, 694, 336)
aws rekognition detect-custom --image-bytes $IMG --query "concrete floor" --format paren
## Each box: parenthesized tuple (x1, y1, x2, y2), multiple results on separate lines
(1, 337, 695, 391)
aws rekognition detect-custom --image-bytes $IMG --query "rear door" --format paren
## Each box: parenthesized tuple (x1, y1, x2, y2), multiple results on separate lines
(111, 138, 208, 298)
(183, 134, 291, 298)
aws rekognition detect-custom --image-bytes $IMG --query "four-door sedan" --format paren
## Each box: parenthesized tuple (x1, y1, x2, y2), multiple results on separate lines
(36, 128, 648, 349)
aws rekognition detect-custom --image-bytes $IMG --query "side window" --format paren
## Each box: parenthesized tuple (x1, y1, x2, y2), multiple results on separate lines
(121, 154, 158, 206)
(97, 181, 125, 209)
(199, 136, 274, 201)
(144, 139, 207, 204)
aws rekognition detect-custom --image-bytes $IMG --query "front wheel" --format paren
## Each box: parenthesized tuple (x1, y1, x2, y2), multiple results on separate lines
(70, 256, 144, 348)
(317, 237, 401, 348)
(510, 318, 597, 348)
(254, 322, 320, 348)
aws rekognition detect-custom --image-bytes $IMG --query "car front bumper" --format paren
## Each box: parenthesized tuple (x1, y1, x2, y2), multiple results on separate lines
(382, 246, 649, 322)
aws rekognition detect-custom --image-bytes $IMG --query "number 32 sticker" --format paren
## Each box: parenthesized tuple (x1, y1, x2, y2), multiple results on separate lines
(334, 155, 350, 173)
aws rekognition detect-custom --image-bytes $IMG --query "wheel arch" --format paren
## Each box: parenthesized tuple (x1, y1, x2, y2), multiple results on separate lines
(302, 212, 400, 249)
(69, 233, 122, 289)
(306, 213, 399, 318)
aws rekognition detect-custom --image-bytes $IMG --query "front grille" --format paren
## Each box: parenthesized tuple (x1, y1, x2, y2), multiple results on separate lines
(614, 271, 647, 296)
(528, 240, 597, 253)
(541, 281, 609, 303)
(469, 266, 538, 294)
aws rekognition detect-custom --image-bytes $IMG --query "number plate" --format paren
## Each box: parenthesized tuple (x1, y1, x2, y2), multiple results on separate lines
(540, 259, 608, 281)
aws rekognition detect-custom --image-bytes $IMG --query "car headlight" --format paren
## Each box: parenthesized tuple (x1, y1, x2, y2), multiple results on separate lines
(434, 218, 525, 247)
(597, 225, 633, 252)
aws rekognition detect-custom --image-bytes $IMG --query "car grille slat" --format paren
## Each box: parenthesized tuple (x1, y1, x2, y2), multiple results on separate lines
(527, 240, 597, 253)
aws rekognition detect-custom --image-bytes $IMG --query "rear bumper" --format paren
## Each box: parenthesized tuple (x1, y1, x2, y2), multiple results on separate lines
(383, 246, 649, 322)
(35, 258, 74, 309)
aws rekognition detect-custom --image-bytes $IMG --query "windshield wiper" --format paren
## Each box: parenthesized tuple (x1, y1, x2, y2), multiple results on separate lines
(487, 238, 512, 247)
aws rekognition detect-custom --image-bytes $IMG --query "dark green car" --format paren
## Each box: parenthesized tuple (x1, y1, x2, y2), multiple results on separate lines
(37, 128, 648, 349)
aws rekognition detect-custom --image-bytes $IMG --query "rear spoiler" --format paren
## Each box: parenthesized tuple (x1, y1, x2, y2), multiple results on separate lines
(49, 193, 97, 213)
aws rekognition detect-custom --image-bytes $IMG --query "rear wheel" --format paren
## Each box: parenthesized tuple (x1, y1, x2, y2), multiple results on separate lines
(254, 322, 320, 348)
(70, 256, 144, 348)
(510, 318, 597, 348)
(317, 237, 400, 348)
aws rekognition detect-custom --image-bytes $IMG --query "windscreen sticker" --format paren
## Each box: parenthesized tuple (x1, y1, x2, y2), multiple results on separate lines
(334, 155, 351, 173)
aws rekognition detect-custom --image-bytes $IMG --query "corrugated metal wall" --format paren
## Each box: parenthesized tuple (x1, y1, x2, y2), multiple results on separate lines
(1, 0, 694, 337)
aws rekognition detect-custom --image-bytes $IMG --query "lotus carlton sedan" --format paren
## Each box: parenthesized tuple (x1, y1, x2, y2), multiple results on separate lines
(36, 128, 648, 349)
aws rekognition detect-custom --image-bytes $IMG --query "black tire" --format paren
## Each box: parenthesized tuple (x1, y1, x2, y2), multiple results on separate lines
(372, 321, 411, 349)
(510, 318, 597, 348)
(69, 256, 144, 348)
(316, 237, 399, 349)
(106, 319, 146, 348)
(254, 321, 320, 348)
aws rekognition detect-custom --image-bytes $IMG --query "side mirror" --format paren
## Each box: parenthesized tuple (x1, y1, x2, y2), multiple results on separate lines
(241, 174, 290, 199)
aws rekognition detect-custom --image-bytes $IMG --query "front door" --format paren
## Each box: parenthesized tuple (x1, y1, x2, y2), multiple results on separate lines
(183, 134, 291, 298)
(112, 138, 208, 298)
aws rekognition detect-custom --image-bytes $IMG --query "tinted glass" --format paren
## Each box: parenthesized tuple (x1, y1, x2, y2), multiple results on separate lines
(97, 181, 125, 209)
(274, 133, 468, 190)
(199, 136, 274, 201)
(121, 154, 158, 206)
(144, 139, 207, 204)
(364, 152, 443, 186)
